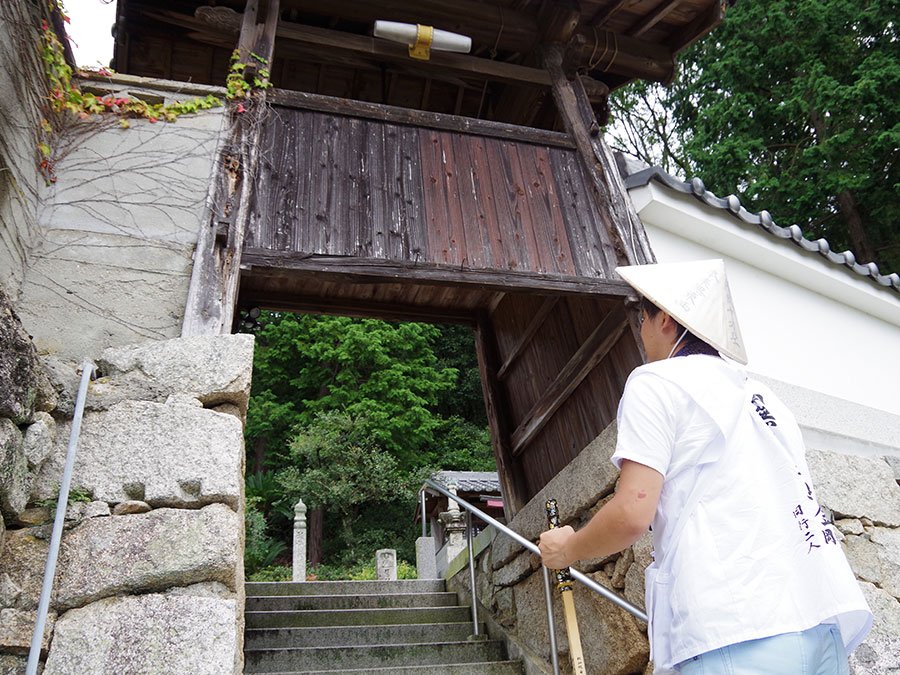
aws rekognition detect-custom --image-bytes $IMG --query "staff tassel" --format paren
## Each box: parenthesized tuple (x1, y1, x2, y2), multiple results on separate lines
(545, 499, 587, 675)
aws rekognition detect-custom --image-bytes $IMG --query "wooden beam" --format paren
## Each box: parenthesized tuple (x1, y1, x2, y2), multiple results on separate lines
(276, 20, 550, 88)
(487, 292, 506, 316)
(149, 4, 670, 87)
(668, 1, 726, 53)
(266, 89, 575, 147)
(586, 0, 630, 27)
(240, 249, 635, 297)
(475, 313, 528, 518)
(542, 44, 654, 268)
(538, 0, 581, 43)
(628, 0, 684, 38)
(275, 0, 540, 54)
(238, 289, 477, 325)
(496, 296, 559, 380)
(567, 29, 676, 83)
(510, 305, 628, 456)
(181, 0, 281, 337)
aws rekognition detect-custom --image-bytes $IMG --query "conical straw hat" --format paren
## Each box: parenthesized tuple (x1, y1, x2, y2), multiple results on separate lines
(616, 259, 748, 364)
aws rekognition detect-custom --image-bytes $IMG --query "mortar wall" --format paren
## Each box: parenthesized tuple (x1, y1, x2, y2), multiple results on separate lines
(18, 78, 225, 360)
(0, 0, 45, 299)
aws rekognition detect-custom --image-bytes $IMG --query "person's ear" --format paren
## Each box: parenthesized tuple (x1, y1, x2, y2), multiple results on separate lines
(659, 312, 678, 335)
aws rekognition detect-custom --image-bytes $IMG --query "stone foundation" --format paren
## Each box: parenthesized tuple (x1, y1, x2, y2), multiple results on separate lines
(0, 291, 252, 674)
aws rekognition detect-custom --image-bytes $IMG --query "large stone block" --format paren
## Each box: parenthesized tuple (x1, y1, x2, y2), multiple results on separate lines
(494, 422, 620, 568)
(23, 411, 57, 472)
(0, 607, 55, 654)
(0, 529, 51, 610)
(493, 550, 535, 588)
(91, 334, 254, 414)
(0, 653, 40, 675)
(38, 356, 81, 418)
(0, 419, 29, 521)
(43, 588, 240, 675)
(844, 528, 900, 600)
(579, 573, 649, 675)
(512, 567, 648, 675)
(883, 455, 900, 483)
(55, 503, 240, 610)
(34, 399, 243, 509)
(851, 582, 900, 675)
(0, 285, 55, 424)
(807, 451, 900, 526)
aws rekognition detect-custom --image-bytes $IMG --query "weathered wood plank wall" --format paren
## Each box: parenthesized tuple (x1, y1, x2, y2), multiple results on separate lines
(247, 104, 621, 281)
(491, 293, 641, 494)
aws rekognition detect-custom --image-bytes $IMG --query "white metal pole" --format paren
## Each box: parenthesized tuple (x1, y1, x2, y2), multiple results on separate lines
(26, 362, 94, 675)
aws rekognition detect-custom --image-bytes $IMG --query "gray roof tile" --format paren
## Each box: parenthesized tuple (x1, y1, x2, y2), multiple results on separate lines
(431, 471, 500, 494)
(620, 163, 900, 295)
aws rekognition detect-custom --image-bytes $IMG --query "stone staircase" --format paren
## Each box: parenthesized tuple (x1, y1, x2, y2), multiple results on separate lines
(244, 579, 523, 674)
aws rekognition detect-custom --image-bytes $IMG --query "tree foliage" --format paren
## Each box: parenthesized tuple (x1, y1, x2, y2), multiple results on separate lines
(276, 411, 419, 565)
(246, 313, 459, 470)
(243, 312, 495, 571)
(609, 0, 900, 272)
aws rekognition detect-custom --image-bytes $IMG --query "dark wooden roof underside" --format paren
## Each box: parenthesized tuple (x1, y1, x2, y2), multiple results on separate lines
(113, 0, 727, 128)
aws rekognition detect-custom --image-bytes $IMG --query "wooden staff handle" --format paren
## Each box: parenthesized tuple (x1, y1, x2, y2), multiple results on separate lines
(545, 499, 587, 675)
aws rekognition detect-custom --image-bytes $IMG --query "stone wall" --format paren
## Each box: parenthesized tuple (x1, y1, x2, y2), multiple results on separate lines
(448, 424, 900, 675)
(0, 286, 253, 674)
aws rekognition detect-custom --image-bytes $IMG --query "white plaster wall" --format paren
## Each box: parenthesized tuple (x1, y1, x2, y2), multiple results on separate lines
(630, 183, 900, 420)
(18, 79, 226, 359)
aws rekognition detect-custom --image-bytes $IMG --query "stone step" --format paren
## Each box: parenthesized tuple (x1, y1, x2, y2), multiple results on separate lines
(246, 605, 473, 629)
(245, 622, 481, 649)
(246, 592, 459, 612)
(256, 661, 523, 675)
(244, 640, 507, 673)
(246, 580, 446, 596)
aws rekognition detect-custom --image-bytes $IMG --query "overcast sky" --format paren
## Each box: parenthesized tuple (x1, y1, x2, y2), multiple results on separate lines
(64, 0, 117, 69)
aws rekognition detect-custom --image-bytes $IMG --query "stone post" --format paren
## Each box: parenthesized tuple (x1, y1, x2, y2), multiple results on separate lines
(376, 549, 397, 580)
(292, 498, 307, 582)
(416, 536, 438, 579)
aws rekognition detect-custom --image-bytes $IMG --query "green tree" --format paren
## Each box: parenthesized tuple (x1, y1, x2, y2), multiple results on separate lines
(610, 0, 900, 272)
(243, 312, 495, 571)
(276, 411, 419, 566)
(245, 313, 459, 471)
(432, 324, 488, 427)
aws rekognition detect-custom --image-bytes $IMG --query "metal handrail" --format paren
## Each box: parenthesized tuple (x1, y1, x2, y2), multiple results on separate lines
(420, 478, 648, 674)
(26, 362, 95, 675)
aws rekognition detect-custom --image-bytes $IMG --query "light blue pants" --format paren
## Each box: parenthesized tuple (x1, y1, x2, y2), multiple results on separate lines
(678, 623, 849, 675)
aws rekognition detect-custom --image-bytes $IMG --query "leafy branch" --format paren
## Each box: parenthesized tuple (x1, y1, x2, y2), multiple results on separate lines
(37, 1, 222, 182)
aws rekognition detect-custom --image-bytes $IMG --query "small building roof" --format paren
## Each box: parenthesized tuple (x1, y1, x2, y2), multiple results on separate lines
(431, 471, 501, 495)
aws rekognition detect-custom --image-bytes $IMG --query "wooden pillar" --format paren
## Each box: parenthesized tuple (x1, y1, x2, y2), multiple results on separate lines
(542, 43, 655, 269)
(182, 0, 281, 336)
(474, 312, 527, 519)
(542, 43, 653, 348)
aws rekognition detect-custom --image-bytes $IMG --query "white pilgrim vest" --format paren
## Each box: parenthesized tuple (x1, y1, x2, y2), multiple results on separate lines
(613, 357, 872, 673)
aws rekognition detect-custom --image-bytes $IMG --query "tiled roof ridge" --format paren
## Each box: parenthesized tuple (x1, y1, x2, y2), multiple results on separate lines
(621, 162, 900, 295)
(431, 470, 500, 493)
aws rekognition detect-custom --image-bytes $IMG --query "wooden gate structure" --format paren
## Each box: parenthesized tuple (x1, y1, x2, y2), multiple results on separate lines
(115, 0, 731, 515)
